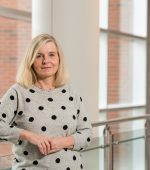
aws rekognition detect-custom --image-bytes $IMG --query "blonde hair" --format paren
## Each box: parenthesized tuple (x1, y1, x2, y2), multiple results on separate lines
(16, 34, 69, 88)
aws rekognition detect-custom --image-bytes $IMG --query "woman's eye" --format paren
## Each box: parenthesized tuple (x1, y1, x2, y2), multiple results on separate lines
(49, 53, 55, 57)
(36, 54, 42, 58)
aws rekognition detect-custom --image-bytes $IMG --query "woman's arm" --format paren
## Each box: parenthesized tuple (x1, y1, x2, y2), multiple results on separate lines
(0, 87, 22, 144)
(46, 136, 75, 153)
(71, 96, 93, 151)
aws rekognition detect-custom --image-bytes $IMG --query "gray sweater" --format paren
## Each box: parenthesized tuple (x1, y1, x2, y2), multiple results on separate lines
(0, 83, 92, 170)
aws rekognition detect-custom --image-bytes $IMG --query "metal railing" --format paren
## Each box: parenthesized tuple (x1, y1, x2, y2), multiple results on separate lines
(92, 114, 150, 127)
(83, 114, 150, 170)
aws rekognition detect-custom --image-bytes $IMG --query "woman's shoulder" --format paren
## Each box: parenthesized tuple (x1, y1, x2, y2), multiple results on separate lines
(0, 83, 21, 101)
(65, 83, 82, 100)
(11, 83, 26, 91)
(2, 83, 20, 94)
(64, 83, 76, 94)
(7, 83, 31, 96)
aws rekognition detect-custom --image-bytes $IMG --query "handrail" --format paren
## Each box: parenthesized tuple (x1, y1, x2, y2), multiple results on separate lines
(84, 135, 147, 152)
(92, 114, 150, 127)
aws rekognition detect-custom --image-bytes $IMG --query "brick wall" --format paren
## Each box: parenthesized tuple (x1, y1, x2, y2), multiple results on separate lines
(0, 0, 31, 11)
(108, 0, 120, 104)
(0, 2, 31, 166)
(0, 15, 31, 97)
(108, 0, 132, 104)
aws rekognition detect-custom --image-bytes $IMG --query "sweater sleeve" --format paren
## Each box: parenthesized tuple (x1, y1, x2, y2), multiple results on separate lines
(71, 95, 92, 151)
(0, 87, 22, 144)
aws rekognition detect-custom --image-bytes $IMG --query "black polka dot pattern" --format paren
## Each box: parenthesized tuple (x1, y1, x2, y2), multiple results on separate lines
(18, 111, 23, 116)
(18, 140, 22, 145)
(33, 160, 38, 165)
(12, 122, 17, 126)
(38, 106, 44, 110)
(73, 155, 76, 160)
(10, 95, 14, 100)
(69, 96, 73, 101)
(61, 89, 66, 93)
(66, 167, 70, 170)
(80, 164, 83, 169)
(15, 158, 19, 163)
(41, 126, 46, 131)
(2, 113, 6, 118)
(77, 109, 80, 114)
(87, 137, 91, 142)
(48, 98, 53, 102)
(29, 117, 34, 122)
(77, 131, 82, 134)
(64, 148, 68, 151)
(55, 158, 60, 163)
(51, 115, 57, 120)
(26, 98, 31, 102)
(83, 117, 87, 121)
(73, 115, 76, 120)
(23, 151, 28, 155)
(63, 125, 68, 130)
(80, 97, 82, 102)
(29, 89, 35, 93)
(61, 106, 66, 110)
(14, 110, 17, 115)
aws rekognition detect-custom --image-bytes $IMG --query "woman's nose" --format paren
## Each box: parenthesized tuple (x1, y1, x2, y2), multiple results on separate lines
(42, 55, 49, 64)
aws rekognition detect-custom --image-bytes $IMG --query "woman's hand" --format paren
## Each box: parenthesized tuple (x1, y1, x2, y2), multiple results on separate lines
(19, 130, 75, 155)
(20, 130, 51, 155)
(48, 136, 75, 153)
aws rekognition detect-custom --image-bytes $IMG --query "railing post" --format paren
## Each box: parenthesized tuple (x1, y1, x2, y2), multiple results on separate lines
(145, 120, 150, 170)
(103, 124, 113, 170)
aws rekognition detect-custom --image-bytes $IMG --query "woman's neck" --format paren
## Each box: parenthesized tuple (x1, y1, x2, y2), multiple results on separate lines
(35, 79, 55, 90)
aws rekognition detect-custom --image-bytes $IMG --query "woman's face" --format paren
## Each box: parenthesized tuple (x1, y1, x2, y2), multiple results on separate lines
(32, 41, 59, 80)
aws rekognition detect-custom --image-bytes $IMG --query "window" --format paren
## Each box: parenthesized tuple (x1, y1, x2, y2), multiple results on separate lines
(99, 0, 147, 110)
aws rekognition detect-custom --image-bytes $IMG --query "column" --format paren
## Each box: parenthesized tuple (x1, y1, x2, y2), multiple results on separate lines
(32, 0, 53, 37)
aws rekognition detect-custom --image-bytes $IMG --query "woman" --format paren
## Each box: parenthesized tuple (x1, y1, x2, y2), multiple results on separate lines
(0, 34, 92, 170)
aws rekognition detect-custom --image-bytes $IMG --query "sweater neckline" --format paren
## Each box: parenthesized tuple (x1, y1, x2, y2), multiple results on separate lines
(30, 84, 68, 94)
